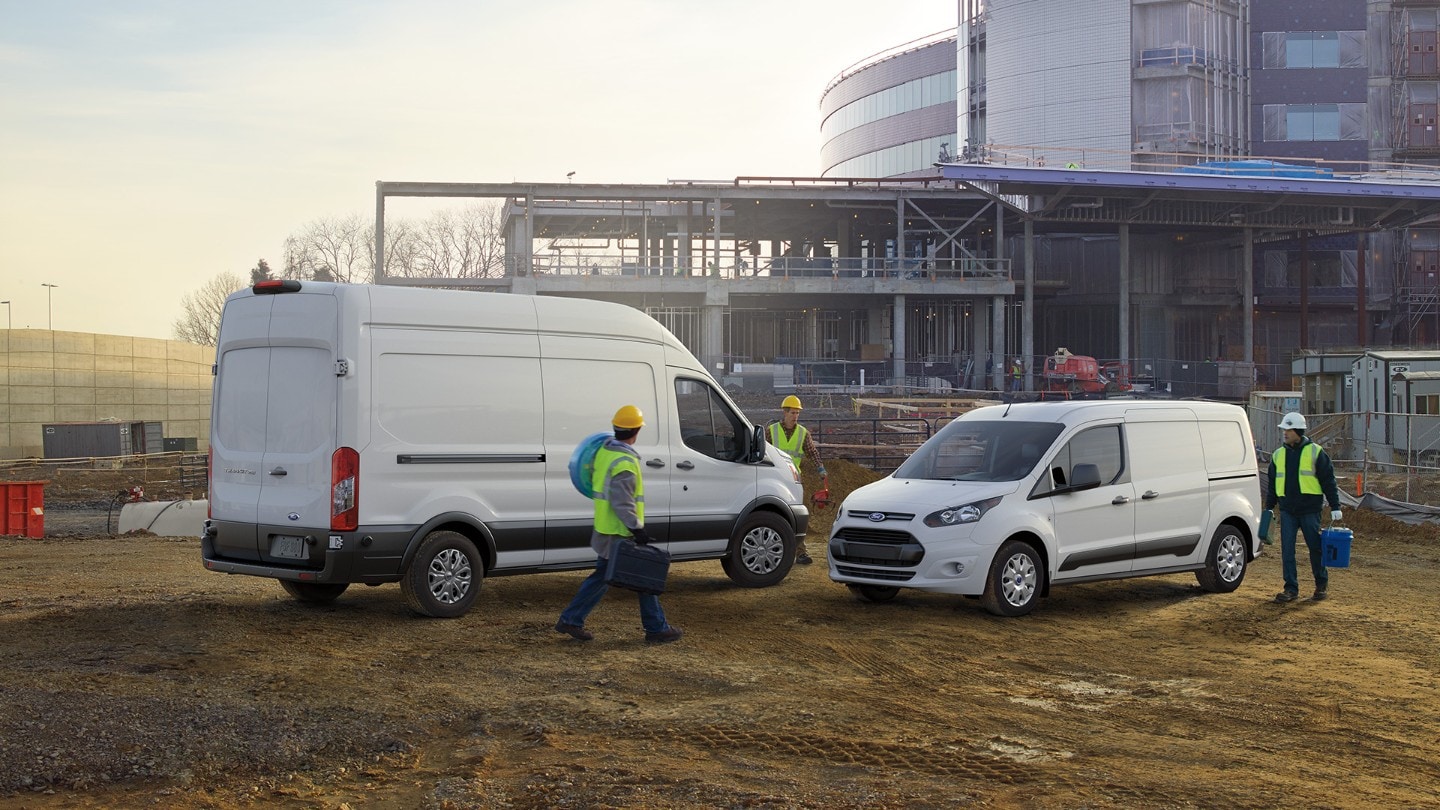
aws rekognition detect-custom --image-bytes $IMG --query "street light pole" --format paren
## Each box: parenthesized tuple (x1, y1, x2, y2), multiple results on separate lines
(41, 283, 58, 330)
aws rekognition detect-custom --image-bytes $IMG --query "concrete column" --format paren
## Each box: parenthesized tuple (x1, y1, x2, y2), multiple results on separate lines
(892, 295, 906, 391)
(1119, 223, 1130, 365)
(374, 185, 387, 280)
(992, 296, 1007, 391)
(703, 281, 730, 376)
(1023, 218, 1034, 391)
(971, 299, 991, 390)
(1243, 228, 1254, 365)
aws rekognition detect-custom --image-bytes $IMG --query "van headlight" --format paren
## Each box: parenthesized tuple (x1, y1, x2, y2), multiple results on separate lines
(924, 496, 1002, 527)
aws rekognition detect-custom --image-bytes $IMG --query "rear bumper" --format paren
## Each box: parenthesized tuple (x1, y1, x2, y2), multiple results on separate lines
(200, 519, 415, 584)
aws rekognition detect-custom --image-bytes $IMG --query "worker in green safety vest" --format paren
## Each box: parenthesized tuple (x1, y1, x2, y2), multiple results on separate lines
(555, 405, 683, 644)
(769, 394, 825, 565)
(1265, 411, 1342, 604)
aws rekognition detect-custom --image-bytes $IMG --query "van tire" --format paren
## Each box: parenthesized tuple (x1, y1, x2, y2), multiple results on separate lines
(980, 540, 1044, 617)
(848, 584, 900, 603)
(721, 512, 793, 587)
(402, 530, 483, 618)
(280, 581, 349, 604)
(1196, 524, 1248, 593)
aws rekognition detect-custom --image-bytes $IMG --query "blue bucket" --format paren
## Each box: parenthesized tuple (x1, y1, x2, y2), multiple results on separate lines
(1321, 527, 1352, 568)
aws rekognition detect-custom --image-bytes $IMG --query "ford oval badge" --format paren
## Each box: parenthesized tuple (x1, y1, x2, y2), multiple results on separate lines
(868, 512, 885, 522)
(287, 513, 300, 521)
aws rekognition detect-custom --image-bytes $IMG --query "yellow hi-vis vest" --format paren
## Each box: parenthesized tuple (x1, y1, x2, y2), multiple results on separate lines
(592, 445, 644, 536)
(1274, 442, 1323, 495)
(769, 422, 808, 468)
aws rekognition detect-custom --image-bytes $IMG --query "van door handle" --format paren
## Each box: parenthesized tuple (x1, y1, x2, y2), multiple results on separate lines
(1142, 490, 1159, 500)
(1111, 495, 1129, 505)
(674, 460, 694, 470)
(648, 458, 668, 468)
(269, 467, 287, 477)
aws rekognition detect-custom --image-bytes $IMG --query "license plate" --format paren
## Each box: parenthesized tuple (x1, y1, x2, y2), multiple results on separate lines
(271, 535, 306, 559)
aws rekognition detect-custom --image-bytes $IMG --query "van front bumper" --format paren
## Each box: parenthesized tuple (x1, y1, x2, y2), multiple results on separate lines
(827, 526, 988, 595)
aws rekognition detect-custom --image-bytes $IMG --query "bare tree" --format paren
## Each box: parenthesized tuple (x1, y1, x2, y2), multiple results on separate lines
(173, 270, 246, 346)
(279, 202, 508, 283)
(400, 203, 507, 278)
(283, 214, 374, 284)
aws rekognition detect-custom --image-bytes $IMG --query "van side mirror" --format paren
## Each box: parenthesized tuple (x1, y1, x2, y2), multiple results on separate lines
(1069, 463, 1102, 491)
(747, 425, 767, 463)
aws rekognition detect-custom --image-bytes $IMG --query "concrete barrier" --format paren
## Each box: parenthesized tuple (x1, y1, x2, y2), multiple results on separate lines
(119, 499, 207, 537)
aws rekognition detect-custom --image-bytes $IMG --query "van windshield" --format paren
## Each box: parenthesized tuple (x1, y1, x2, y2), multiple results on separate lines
(894, 419, 1065, 482)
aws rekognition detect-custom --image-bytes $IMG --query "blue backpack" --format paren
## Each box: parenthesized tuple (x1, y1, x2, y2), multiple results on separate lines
(568, 432, 612, 499)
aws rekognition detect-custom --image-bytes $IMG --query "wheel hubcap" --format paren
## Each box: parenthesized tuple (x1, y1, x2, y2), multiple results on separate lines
(1001, 553, 1037, 606)
(428, 548, 472, 604)
(741, 527, 784, 573)
(1218, 536, 1246, 582)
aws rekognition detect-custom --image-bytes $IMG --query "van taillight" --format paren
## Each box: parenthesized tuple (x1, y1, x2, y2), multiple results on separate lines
(331, 447, 359, 531)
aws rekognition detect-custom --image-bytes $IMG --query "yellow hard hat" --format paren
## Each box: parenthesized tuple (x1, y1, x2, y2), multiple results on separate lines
(781, 395, 803, 410)
(612, 404, 645, 429)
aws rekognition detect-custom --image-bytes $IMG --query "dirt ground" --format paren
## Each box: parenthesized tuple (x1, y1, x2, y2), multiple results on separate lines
(3, 458, 1440, 809)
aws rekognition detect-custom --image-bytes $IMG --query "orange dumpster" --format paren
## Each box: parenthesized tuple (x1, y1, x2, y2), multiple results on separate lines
(1, 481, 46, 538)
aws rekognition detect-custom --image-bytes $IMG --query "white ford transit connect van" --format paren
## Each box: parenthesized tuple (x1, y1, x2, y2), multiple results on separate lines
(202, 281, 808, 617)
(827, 400, 1261, 616)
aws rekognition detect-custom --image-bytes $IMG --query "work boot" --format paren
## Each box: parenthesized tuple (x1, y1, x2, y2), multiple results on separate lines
(554, 621, 594, 641)
(1311, 587, 1328, 602)
(1273, 590, 1298, 603)
(645, 626, 684, 644)
(796, 553, 813, 565)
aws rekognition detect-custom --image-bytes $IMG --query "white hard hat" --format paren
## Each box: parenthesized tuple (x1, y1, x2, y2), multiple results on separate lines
(1278, 412, 1308, 430)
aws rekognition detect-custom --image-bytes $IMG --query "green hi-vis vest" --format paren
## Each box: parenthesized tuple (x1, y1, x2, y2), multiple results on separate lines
(1274, 442, 1323, 495)
(769, 422, 808, 468)
(592, 445, 644, 536)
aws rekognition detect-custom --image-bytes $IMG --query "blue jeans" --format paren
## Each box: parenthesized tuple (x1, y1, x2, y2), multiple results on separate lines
(559, 557, 669, 634)
(1279, 510, 1328, 594)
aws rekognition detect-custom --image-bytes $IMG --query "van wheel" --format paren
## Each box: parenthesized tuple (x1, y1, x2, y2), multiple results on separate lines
(280, 581, 349, 604)
(980, 540, 1044, 617)
(1196, 524, 1248, 593)
(402, 530, 482, 618)
(721, 512, 793, 587)
(848, 584, 900, 603)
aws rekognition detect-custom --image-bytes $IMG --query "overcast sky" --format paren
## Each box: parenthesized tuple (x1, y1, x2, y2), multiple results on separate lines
(0, 1, 957, 339)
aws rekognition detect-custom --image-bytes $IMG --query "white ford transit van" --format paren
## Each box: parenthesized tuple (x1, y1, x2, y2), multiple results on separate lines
(202, 281, 808, 617)
(827, 400, 1261, 616)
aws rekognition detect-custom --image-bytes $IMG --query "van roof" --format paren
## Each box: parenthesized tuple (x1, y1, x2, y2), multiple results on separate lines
(965, 399, 1244, 424)
(236, 281, 688, 351)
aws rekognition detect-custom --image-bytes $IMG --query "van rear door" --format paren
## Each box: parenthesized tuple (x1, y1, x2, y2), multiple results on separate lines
(210, 288, 340, 561)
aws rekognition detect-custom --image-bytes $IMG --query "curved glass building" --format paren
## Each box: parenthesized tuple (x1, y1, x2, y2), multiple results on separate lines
(819, 31, 958, 178)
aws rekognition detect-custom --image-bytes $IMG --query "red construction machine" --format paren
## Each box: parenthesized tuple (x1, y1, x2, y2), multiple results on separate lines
(1039, 348, 1133, 398)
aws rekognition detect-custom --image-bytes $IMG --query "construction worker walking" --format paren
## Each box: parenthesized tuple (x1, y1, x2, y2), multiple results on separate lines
(769, 395, 826, 565)
(555, 405, 683, 644)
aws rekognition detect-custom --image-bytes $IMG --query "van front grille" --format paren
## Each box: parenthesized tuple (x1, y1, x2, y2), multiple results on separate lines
(835, 565, 915, 582)
(834, 527, 915, 545)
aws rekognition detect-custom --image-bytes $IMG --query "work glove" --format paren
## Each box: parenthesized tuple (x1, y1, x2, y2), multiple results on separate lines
(817, 465, 827, 477)
(1330, 509, 1343, 522)
(630, 527, 652, 546)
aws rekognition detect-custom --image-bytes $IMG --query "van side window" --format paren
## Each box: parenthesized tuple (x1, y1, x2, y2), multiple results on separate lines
(1047, 425, 1124, 489)
(675, 378, 745, 461)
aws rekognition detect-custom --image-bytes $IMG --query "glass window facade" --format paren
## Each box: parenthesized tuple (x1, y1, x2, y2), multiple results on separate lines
(821, 70, 958, 142)
(1262, 103, 1366, 141)
(1261, 31, 1365, 69)
(826, 134, 959, 178)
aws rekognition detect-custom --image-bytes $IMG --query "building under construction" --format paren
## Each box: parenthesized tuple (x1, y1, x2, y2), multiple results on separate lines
(373, 168, 1440, 398)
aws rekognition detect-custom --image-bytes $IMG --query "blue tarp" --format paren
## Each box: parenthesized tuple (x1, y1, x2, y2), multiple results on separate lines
(1177, 160, 1334, 180)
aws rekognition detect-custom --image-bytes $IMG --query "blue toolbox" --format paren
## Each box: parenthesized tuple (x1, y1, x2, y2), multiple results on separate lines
(604, 538, 671, 594)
